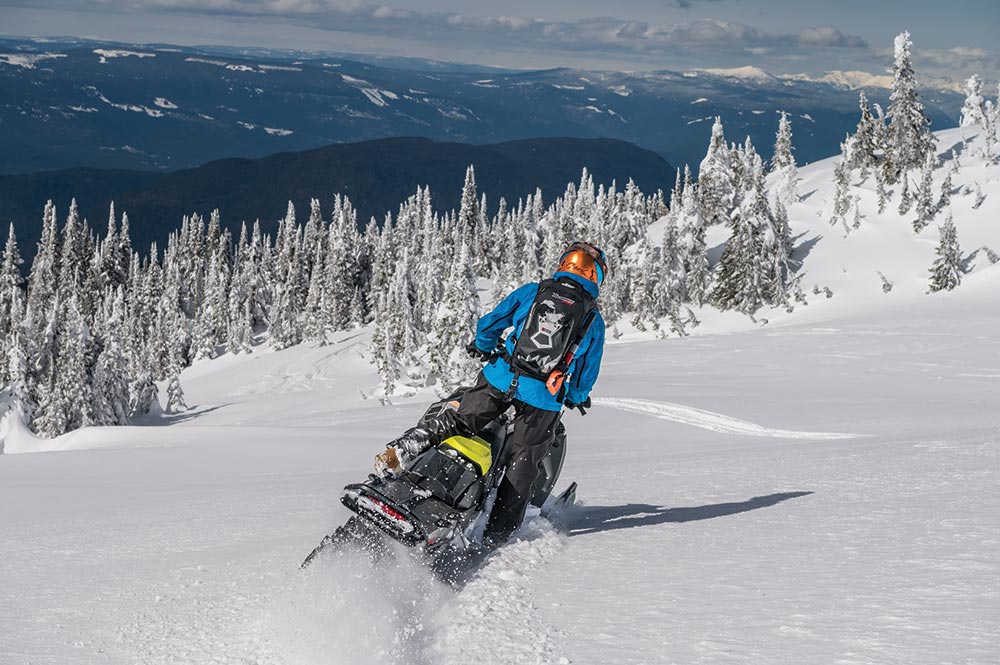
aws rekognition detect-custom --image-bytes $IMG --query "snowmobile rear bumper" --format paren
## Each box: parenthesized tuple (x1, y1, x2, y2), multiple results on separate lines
(341, 482, 461, 548)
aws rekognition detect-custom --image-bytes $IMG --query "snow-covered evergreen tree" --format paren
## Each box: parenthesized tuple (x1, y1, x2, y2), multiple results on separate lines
(248, 220, 271, 329)
(771, 112, 794, 173)
(269, 207, 303, 350)
(302, 234, 328, 344)
(164, 374, 188, 414)
(898, 175, 913, 215)
(324, 196, 359, 331)
(56, 199, 86, 303)
(659, 217, 687, 335)
(849, 92, 881, 175)
(850, 196, 864, 231)
(712, 152, 791, 315)
(766, 198, 796, 307)
(487, 197, 515, 308)
(960, 75, 987, 129)
(457, 165, 480, 260)
(771, 112, 799, 206)
(675, 170, 710, 307)
(7, 314, 34, 422)
(429, 238, 480, 389)
(712, 203, 766, 315)
(226, 222, 255, 354)
(91, 290, 131, 427)
(698, 117, 736, 226)
(628, 233, 659, 331)
(875, 165, 889, 215)
(913, 152, 937, 233)
(0, 223, 24, 385)
(27, 201, 60, 331)
(928, 215, 963, 292)
(302, 197, 325, 283)
(884, 31, 936, 183)
(386, 249, 419, 371)
(991, 82, 1000, 145)
(829, 158, 852, 229)
(101, 203, 131, 289)
(29, 301, 67, 438)
(191, 234, 230, 359)
(34, 296, 91, 436)
(129, 371, 160, 419)
(937, 163, 954, 212)
(972, 182, 986, 210)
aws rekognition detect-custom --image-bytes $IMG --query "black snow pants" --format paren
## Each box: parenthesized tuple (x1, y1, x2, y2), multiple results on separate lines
(453, 373, 563, 541)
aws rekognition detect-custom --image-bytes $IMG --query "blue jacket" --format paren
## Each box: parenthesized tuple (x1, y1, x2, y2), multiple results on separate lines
(475, 272, 605, 412)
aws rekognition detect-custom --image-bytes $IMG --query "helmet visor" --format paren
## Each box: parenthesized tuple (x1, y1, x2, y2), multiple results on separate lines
(558, 242, 608, 284)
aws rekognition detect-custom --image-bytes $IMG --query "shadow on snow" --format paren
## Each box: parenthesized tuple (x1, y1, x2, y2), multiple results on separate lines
(569, 491, 814, 536)
(142, 403, 232, 426)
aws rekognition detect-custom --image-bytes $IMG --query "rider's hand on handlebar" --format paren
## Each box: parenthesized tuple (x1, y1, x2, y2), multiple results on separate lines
(465, 340, 492, 362)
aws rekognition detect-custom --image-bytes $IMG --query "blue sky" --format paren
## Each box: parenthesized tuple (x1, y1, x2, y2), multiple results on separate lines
(1, 0, 997, 81)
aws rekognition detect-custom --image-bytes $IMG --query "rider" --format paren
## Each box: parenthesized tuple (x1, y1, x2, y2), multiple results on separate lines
(387, 241, 608, 546)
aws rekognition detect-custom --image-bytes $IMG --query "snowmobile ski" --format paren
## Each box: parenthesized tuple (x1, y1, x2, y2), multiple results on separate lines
(542, 481, 577, 520)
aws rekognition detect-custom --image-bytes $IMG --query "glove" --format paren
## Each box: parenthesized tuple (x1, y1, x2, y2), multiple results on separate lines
(564, 396, 591, 414)
(374, 446, 404, 478)
(465, 340, 491, 362)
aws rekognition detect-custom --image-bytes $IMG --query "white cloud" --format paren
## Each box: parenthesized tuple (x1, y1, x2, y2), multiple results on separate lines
(372, 5, 410, 20)
(140, 0, 368, 14)
(944, 46, 993, 60)
(30, 0, 867, 58)
(797, 26, 867, 49)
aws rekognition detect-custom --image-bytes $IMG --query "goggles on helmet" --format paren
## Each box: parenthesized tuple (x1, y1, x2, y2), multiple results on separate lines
(557, 241, 609, 285)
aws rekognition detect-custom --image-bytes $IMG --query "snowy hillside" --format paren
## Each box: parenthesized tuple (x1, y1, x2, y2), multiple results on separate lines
(777, 126, 998, 304)
(1, 126, 998, 665)
(627, 124, 1000, 338)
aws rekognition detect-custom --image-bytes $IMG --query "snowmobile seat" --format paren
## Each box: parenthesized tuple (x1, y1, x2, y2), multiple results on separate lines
(441, 434, 492, 474)
(476, 418, 506, 452)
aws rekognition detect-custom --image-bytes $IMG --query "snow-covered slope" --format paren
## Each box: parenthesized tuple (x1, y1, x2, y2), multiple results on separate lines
(779, 126, 998, 303)
(638, 125, 999, 338)
(1, 128, 998, 665)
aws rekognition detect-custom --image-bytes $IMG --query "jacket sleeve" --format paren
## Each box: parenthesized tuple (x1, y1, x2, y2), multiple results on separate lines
(565, 314, 605, 404)
(474, 283, 537, 352)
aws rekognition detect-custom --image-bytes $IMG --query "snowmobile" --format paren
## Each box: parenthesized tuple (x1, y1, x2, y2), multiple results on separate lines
(301, 387, 577, 568)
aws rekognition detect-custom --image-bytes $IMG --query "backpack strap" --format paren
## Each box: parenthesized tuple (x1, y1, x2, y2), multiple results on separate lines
(545, 307, 598, 398)
(500, 282, 546, 401)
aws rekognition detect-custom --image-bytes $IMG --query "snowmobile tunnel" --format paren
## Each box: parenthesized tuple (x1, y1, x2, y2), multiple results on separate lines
(441, 435, 492, 475)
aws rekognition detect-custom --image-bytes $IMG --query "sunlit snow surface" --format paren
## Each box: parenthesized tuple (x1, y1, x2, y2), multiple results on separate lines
(1, 128, 999, 664)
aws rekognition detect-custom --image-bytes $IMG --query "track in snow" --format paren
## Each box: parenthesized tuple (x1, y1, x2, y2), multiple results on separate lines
(594, 397, 866, 440)
(429, 515, 569, 665)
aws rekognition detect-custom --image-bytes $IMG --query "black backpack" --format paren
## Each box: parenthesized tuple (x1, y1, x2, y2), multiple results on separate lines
(509, 278, 596, 384)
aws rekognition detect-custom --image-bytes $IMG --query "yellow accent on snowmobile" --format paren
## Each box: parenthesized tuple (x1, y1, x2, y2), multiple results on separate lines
(440, 435, 492, 475)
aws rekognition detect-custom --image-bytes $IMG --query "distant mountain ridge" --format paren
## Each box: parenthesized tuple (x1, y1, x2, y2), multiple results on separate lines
(0, 136, 673, 261)
(0, 36, 962, 176)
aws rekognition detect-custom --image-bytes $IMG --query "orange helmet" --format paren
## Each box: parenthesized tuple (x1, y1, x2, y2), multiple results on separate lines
(557, 241, 608, 285)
